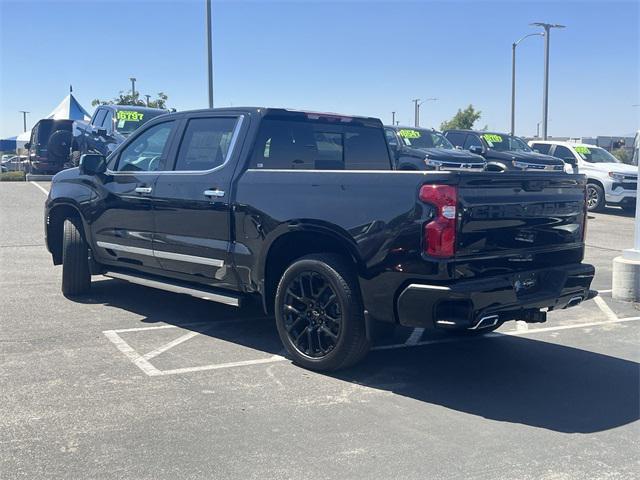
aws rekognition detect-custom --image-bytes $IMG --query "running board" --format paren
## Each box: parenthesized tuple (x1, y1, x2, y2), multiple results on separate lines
(104, 271, 242, 307)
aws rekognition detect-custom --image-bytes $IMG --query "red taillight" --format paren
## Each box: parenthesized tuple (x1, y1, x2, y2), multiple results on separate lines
(419, 185, 457, 258)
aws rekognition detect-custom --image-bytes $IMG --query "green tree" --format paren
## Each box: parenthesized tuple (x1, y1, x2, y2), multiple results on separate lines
(92, 91, 169, 109)
(440, 104, 482, 131)
(611, 148, 631, 164)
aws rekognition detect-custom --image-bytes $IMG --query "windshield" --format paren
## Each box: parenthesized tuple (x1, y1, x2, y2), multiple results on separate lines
(115, 110, 166, 135)
(482, 133, 532, 152)
(397, 128, 454, 149)
(574, 146, 620, 163)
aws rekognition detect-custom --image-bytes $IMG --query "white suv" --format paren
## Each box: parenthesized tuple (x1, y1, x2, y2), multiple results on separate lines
(529, 140, 637, 212)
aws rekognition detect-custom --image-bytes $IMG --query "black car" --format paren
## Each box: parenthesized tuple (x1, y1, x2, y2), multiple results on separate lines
(384, 126, 485, 171)
(44, 107, 594, 371)
(443, 130, 566, 172)
(73, 105, 169, 159)
(25, 119, 75, 174)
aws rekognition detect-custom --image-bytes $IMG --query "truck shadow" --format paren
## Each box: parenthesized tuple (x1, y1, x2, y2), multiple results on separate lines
(80, 278, 639, 434)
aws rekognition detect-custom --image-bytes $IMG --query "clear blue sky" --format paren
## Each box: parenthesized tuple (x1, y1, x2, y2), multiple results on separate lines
(1, 0, 638, 138)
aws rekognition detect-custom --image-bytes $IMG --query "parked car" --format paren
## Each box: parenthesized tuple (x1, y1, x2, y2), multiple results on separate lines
(384, 126, 485, 171)
(25, 119, 75, 174)
(529, 140, 637, 212)
(1, 155, 29, 172)
(444, 130, 566, 172)
(72, 105, 169, 161)
(45, 107, 595, 371)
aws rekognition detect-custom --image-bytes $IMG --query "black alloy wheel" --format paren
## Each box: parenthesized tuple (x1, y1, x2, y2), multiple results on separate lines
(282, 271, 342, 358)
(275, 253, 370, 371)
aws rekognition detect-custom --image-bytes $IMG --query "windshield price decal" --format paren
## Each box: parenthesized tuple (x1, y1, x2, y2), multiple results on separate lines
(398, 129, 421, 139)
(575, 146, 590, 155)
(116, 111, 145, 122)
(483, 134, 503, 143)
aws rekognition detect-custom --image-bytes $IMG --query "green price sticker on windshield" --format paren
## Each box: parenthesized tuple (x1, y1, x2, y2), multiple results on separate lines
(116, 110, 145, 122)
(483, 134, 503, 143)
(575, 146, 590, 155)
(398, 129, 421, 139)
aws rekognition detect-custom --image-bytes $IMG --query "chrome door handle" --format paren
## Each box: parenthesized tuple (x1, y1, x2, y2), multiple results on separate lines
(204, 189, 225, 198)
(135, 186, 153, 194)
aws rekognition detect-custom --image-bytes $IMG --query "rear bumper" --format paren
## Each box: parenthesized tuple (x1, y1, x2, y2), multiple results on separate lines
(396, 263, 595, 329)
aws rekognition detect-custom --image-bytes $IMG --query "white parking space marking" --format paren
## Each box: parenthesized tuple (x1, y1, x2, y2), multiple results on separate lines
(30, 181, 49, 196)
(103, 330, 163, 376)
(598, 289, 613, 294)
(373, 316, 640, 351)
(594, 296, 619, 321)
(160, 355, 287, 376)
(142, 331, 200, 360)
(104, 311, 640, 377)
(405, 328, 424, 345)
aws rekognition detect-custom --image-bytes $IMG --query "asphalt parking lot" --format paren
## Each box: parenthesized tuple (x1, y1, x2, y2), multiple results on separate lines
(2, 181, 639, 480)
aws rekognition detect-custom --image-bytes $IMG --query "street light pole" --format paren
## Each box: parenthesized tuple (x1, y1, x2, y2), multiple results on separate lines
(19, 111, 29, 132)
(130, 77, 137, 99)
(531, 22, 565, 140)
(206, 0, 214, 108)
(412, 98, 437, 128)
(144, 95, 151, 107)
(510, 32, 543, 136)
(392, 111, 396, 125)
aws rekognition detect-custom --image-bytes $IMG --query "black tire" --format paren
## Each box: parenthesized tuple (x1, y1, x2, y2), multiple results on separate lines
(586, 183, 605, 212)
(275, 253, 370, 371)
(61, 218, 91, 296)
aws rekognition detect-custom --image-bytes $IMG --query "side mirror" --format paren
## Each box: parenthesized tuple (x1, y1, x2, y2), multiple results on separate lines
(96, 128, 108, 137)
(79, 153, 107, 175)
(469, 145, 484, 155)
(24, 143, 31, 149)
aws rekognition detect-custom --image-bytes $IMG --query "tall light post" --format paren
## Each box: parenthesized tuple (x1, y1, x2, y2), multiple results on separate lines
(531, 22, 566, 140)
(510, 31, 544, 136)
(206, 0, 214, 108)
(19, 111, 29, 132)
(144, 94, 151, 107)
(391, 111, 396, 125)
(130, 77, 137, 99)
(412, 98, 437, 127)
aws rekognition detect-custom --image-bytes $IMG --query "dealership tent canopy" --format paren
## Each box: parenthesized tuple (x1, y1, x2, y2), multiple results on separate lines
(47, 93, 91, 122)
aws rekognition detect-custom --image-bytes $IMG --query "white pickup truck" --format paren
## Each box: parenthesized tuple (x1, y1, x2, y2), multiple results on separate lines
(529, 140, 637, 212)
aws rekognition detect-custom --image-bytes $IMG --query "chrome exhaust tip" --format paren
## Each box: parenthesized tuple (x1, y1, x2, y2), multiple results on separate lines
(469, 314, 500, 330)
(565, 296, 583, 308)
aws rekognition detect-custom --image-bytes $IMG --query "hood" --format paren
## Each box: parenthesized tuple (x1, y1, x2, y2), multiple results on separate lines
(486, 149, 564, 166)
(52, 166, 81, 182)
(402, 146, 485, 164)
(584, 162, 637, 175)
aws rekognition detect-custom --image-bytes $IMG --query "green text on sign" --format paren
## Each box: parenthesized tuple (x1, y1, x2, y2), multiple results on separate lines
(116, 111, 145, 122)
(398, 129, 421, 139)
(575, 146, 590, 155)
(483, 134, 503, 143)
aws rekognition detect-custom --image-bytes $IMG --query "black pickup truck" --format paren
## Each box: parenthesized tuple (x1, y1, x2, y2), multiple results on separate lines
(384, 126, 486, 171)
(45, 107, 595, 371)
(444, 129, 566, 172)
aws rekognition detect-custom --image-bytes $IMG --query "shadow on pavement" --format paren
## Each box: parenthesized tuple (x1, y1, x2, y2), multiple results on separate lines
(78, 277, 639, 434)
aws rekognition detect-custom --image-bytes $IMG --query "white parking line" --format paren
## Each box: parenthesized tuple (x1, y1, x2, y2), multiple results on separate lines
(30, 181, 49, 196)
(405, 327, 424, 345)
(104, 315, 640, 376)
(142, 331, 200, 360)
(593, 296, 619, 321)
(103, 330, 163, 376)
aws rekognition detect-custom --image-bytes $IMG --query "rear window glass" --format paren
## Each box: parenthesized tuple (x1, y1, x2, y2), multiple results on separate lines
(250, 118, 391, 170)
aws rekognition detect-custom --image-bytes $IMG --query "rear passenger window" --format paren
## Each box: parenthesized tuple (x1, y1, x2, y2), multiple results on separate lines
(444, 132, 465, 147)
(174, 117, 238, 171)
(531, 143, 551, 154)
(250, 118, 391, 170)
